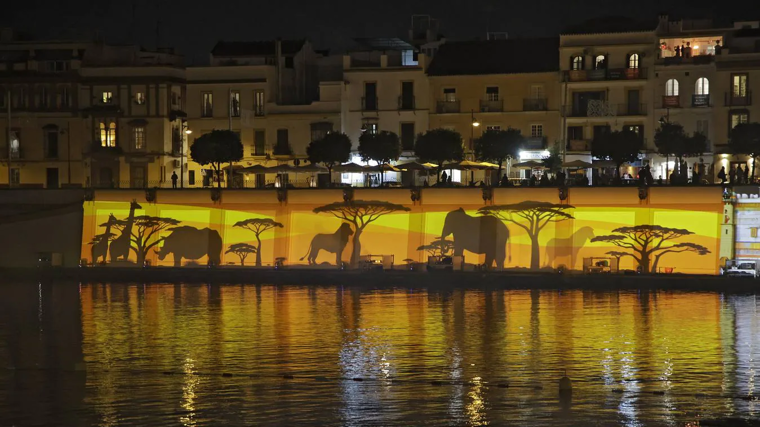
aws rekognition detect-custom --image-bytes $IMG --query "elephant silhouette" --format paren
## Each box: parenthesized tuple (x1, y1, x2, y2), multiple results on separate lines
(155, 226, 222, 267)
(543, 226, 595, 269)
(300, 223, 354, 265)
(441, 208, 510, 269)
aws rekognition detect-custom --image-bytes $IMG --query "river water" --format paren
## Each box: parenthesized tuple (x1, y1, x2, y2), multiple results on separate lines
(1, 283, 760, 426)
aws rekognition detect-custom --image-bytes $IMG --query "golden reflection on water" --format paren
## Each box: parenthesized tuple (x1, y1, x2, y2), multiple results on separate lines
(8, 285, 760, 425)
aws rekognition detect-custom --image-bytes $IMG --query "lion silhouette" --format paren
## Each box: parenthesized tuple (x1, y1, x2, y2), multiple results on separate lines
(300, 223, 354, 265)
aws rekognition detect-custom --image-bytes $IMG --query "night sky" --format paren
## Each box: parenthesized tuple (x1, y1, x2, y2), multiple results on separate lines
(4, 0, 760, 64)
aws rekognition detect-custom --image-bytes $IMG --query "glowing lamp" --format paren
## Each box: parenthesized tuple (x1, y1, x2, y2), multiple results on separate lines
(185, 129, 192, 135)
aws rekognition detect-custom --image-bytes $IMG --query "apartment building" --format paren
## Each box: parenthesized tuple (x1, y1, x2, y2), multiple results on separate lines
(428, 38, 561, 180)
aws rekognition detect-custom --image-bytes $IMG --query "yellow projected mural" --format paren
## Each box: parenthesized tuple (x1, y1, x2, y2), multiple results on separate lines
(80, 188, 722, 274)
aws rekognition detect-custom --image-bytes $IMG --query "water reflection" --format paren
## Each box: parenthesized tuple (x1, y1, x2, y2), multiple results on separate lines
(3, 284, 760, 425)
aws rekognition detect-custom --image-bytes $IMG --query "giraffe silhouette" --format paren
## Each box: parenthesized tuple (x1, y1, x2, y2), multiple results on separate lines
(91, 213, 117, 264)
(110, 200, 142, 262)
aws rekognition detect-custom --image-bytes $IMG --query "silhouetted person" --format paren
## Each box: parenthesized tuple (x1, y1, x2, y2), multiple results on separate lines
(540, 173, 549, 186)
(529, 174, 537, 187)
(557, 171, 566, 187)
(440, 171, 448, 186)
(675, 45, 681, 57)
(715, 40, 722, 56)
(582, 175, 589, 186)
(500, 175, 509, 187)
(658, 175, 664, 185)
(645, 166, 654, 186)
(718, 166, 727, 184)
(638, 168, 646, 186)
(684, 42, 692, 58)
(171, 171, 178, 189)
(447, 174, 452, 185)
(729, 166, 737, 184)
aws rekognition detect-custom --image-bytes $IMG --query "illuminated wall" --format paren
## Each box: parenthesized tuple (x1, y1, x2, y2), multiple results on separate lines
(80, 187, 722, 274)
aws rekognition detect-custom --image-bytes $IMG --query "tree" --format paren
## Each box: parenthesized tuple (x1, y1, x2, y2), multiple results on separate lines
(479, 201, 575, 269)
(313, 200, 411, 267)
(414, 128, 465, 181)
(541, 143, 563, 174)
(474, 128, 523, 179)
(226, 243, 257, 266)
(592, 129, 643, 182)
(233, 218, 284, 267)
(306, 132, 352, 186)
(729, 122, 760, 181)
(654, 122, 707, 183)
(417, 238, 455, 257)
(358, 131, 402, 183)
(111, 216, 181, 264)
(590, 225, 710, 273)
(190, 130, 244, 189)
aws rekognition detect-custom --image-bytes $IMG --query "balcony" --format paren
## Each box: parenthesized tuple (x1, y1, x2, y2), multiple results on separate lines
(567, 139, 592, 151)
(522, 136, 547, 150)
(659, 55, 715, 66)
(362, 97, 378, 111)
(436, 100, 460, 114)
(617, 103, 647, 116)
(662, 96, 680, 108)
(479, 99, 503, 112)
(523, 98, 548, 111)
(564, 101, 616, 118)
(725, 91, 752, 107)
(0, 148, 24, 160)
(398, 96, 415, 110)
(692, 94, 711, 107)
(564, 67, 647, 82)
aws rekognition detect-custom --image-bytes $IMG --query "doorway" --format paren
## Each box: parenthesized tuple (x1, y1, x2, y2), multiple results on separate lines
(46, 168, 59, 189)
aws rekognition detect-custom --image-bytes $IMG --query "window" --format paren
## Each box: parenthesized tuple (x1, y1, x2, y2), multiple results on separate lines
(201, 92, 213, 117)
(133, 126, 146, 150)
(400, 123, 415, 150)
(665, 79, 679, 96)
(594, 55, 607, 70)
(627, 53, 640, 69)
(189, 170, 196, 186)
(14, 87, 26, 108)
(274, 129, 290, 155)
(46, 61, 68, 72)
(733, 74, 748, 97)
(696, 119, 709, 136)
(99, 121, 117, 147)
(486, 86, 499, 101)
(253, 130, 266, 156)
(567, 126, 583, 140)
(230, 90, 240, 117)
(695, 78, 709, 95)
(10, 168, 19, 185)
(60, 87, 70, 108)
(364, 83, 377, 110)
(9, 130, 20, 158)
(571, 56, 584, 70)
(486, 125, 501, 132)
(363, 122, 378, 135)
(530, 85, 545, 99)
(531, 124, 544, 137)
(443, 88, 456, 102)
(624, 125, 643, 138)
(400, 81, 414, 109)
(730, 111, 749, 129)
(45, 130, 59, 158)
(135, 92, 146, 105)
(310, 122, 333, 142)
(253, 90, 265, 116)
(171, 91, 179, 107)
(102, 91, 113, 104)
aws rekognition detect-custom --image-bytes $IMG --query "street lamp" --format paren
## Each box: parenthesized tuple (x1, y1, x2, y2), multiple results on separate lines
(180, 121, 191, 188)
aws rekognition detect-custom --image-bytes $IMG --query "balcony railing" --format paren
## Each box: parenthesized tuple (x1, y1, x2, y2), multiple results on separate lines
(617, 103, 647, 116)
(566, 139, 592, 151)
(0, 148, 24, 160)
(662, 95, 681, 108)
(523, 98, 547, 111)
(725, 91, 752, 107)
(659, 55, 715, 66)
(522, 136, 547, 150)
(398, 96, 415, 110)
(692, 94, 710, 107)
(436, 100, 460, 114)
(564, 67, 647, 82)
(563, 101, 616, 117)
(479, 99, 503, 112)
(362, 97, 379, 111)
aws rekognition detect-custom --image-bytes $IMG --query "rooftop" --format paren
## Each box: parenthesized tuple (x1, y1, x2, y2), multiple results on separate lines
(211, 40, 306, 57)
(427, 38, 559, 76)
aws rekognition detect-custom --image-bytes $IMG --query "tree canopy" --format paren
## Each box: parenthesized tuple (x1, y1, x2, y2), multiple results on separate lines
(226, 243, 257, 266)
(417, 238, 455, 257)
(358, 130, 402, 166)
(479, 201, 574, 269)
(590, 225, 710, 273)
(111, 216, 181, 264)
(591, 129, 642, 179)
(414, 128, 464, 180)
(655, 122, 707, 159)
(729, 122, 760, 180)
(233, 218, 284, 266)
(474, 128, 523, 177)
(313, 200, 411, 266)
(190, 130, 244, 188)
(541, 143, 563, 173)
(306, 132, 352, 184)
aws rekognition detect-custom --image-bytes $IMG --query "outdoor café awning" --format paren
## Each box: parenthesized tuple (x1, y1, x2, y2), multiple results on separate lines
(295, 164, 328, 173)
(396, 161, 438, 171)
(239, 165, 271, 173)
(512, 160, 545, 169)
(333, 162, 367, 173)
(562, 160, 593, 168)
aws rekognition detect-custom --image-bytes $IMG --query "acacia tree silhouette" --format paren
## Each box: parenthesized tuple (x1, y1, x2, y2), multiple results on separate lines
(417, 238, 455, 257)
(111, 216, 181, 264)
(233, 218, 284, 266)
(313, 200, 411, 266)
(591, 225, 710, 273)
(479, 201, 575, 269)
(226, 243, 257, 266)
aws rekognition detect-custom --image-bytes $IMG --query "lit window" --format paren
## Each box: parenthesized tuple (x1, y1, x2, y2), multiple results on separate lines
(731, 112, 749, 129)
(230, 91, 240, 117)
(594, 55, 606, 70)
(100, 121, 117, 147)
(202, 92, 213, 117)
(733, 75, 748, 97)
(486, 86, 499, 101)
(695, 78, 709, 95)
(628, 53, 639, 69)
(571, 56, 583, 70)
(102, 92, 113, 104)
(135, 92, 146, 105)
(665, 79, 679, 96)
(133, 126, 146, 150)
(443, 88, 456, 102)
(254, 90, 265, 116)
(531, 124, 543, 137)
(486, 125, 501, 132)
